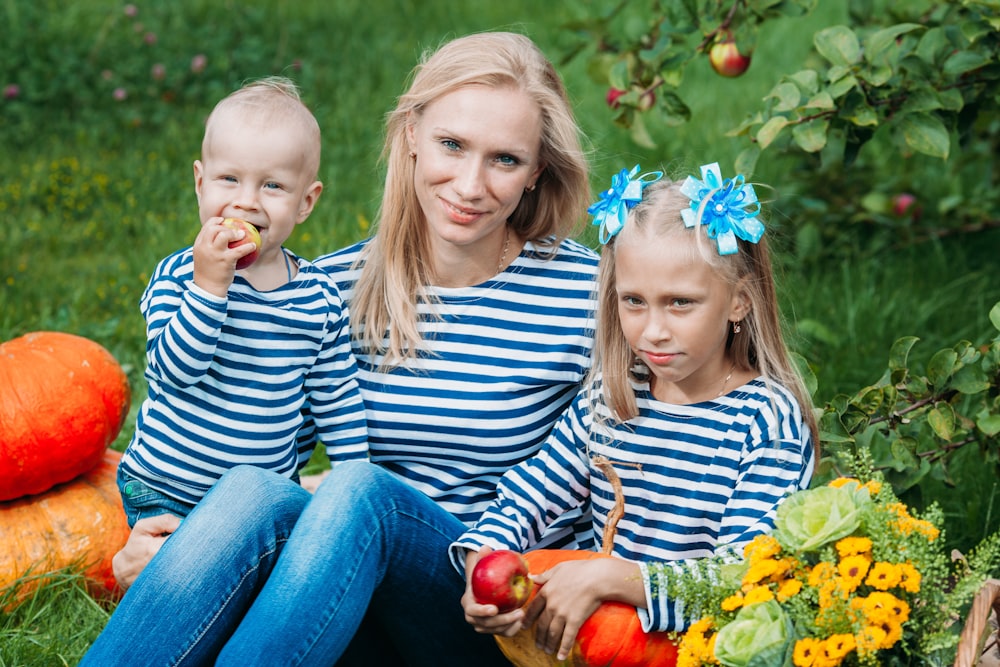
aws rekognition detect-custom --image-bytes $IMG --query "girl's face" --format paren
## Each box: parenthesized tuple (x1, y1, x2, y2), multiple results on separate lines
(615, 226, 749, 405)
(406, 84, 544, 266)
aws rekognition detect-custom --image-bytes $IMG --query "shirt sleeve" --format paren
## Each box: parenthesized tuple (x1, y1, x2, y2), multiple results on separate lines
(306, 286, 369, 465)
(142, 255, 228, 387)
(448, 391, 593, 574)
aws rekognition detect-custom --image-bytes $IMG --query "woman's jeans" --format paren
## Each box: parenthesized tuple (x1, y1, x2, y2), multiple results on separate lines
(81, 462, 509, 666)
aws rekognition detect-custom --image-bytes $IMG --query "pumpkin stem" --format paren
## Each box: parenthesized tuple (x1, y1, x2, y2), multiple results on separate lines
(592, 455, 640, 555)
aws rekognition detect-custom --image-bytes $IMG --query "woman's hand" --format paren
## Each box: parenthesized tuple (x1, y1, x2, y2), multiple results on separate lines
(461, 546, 528, 637)
(111, 513, 181, 590)
(524, 557, 645, 661)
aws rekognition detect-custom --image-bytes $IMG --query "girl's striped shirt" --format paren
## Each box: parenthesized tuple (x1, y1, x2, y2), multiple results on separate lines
(452, 377, 814, 632)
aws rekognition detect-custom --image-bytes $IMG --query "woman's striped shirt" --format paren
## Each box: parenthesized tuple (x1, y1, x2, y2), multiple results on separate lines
(452, 377, 814, 632)
(119, 249, 369, 505)
(315, 238, 599, 537)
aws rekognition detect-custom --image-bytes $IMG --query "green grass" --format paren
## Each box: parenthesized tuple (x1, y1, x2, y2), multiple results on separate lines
(2, 1, 999, 663)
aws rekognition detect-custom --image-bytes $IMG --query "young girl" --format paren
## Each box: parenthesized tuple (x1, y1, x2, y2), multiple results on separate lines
(455, 163, 818, 660)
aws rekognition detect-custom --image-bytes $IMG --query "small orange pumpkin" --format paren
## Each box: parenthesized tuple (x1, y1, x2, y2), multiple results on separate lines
(494, 456, 679, 667)
(0, 448, 130, 604)
(0, 331, 131, 501)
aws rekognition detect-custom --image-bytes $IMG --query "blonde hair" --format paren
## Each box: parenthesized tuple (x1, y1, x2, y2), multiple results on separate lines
(350, 32, 591, 364)
(590, 178, 819, 451)
(203, 76, 321, 180)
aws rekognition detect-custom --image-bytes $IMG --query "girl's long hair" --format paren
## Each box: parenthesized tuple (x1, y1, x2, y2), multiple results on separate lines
(350, 32, 591, 365)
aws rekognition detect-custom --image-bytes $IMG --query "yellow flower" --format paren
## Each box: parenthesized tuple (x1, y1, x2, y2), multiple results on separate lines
(743, 585, 775, 605)
(777, 578, 803, 601)
(837, 554, 871, 591)
(677, 617, 715, 667)
(809, 562, 837, 587)
(863, 480, 882, 495)
(856, 625, 888, 655)
(865, 562, 902, 590)
(721, 593, 744, 611)
(898, 562, 921, 593)
(828, 477, 855, 488)
(744, 534, 782, 562)
(822, 633, 857, 661)
(743, 558, 783, 585)
(835, 536, 872, 558)
(859, 592, 910, 625)
(793, 637, 823, 667)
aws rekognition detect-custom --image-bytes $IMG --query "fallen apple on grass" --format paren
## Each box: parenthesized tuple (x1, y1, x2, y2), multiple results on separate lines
(471, 549, 533, 613)
(221, 217, 261, 269)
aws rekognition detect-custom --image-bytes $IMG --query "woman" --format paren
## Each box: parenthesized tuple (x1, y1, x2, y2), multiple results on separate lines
(83, 31, 598, 666)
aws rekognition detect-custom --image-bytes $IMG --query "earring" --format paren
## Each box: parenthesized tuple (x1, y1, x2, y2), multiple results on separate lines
(732, 321, 742, 334)
(525, 183, 536, 192)
(409, 151, 416, 159)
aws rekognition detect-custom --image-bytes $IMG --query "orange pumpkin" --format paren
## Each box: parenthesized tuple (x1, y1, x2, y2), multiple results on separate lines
(0, 448, 130, 604)
(495, 549, 679, 667)
(0, 331, 131, 501)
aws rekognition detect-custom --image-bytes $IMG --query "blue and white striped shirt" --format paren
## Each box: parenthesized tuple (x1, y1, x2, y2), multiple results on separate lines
(316, 238, 599, 538)
(120, 248, 369, 505)
(452, 377, 814, 632)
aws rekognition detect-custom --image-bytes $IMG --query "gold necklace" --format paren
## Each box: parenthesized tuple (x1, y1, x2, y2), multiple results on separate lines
(718, 362, 737, 397)
(497, 226, 510, 273)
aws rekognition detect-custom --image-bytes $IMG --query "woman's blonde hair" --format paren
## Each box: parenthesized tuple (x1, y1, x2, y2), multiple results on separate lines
(590, 178, 819, 451)
(350, 31, 591, 364)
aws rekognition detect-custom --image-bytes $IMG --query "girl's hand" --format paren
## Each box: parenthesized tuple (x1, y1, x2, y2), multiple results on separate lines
(524, 557, 645, 661)
(461, 546, 528, 636)
(192, 216, 247, 296)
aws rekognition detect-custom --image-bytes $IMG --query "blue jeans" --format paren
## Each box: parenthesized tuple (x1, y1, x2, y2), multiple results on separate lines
(117, 466, 195, 526)
(82, 462, 508, 666)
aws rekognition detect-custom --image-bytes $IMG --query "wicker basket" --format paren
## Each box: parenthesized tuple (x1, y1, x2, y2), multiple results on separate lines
(955, 579, 1000, 667)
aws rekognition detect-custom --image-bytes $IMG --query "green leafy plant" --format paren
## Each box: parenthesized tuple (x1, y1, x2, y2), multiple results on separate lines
(816, 301, 1000, 497)
(563, 0, 1000, 260)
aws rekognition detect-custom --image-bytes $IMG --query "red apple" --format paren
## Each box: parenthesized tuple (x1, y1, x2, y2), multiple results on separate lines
(709, 31, 752, 78)
(221, 217, 261, 269)
(471, 549, 533, 612)
(891, 193, 918, 217)
(606, 87, 626, 109)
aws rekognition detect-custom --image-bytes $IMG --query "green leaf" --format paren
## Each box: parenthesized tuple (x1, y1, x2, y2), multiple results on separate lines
(767, 82, 802, 113)
(792, 119, 829, 153)
(788, 69, 820, 95)
(609, 59, 630, 91)
(890, 437, 920, 470)
(864, 23, 924, 64)
(815, 25, 862, 67)
(928, 404, 956, 441)
(888, 336, 919, 372)
(827, 74, 858, 99)
(977, 410, 1000, 437)
(943, 50, 990, 76)
(791, 351, 817, 398)
(990, 302, 1000, 332)
(734, 145, 760, 178)
(927, 348, 958, 387)
(952, 364, 990, 394)
(804, 91, 835, 111)
(898, 112, 950, 159)
(629, 113, 656, 148)
(756, 116, 789, 149)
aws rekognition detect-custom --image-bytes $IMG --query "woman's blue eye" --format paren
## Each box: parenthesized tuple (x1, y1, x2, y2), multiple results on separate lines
(442, 139, 460, 151)
(497, 155, 518, 166)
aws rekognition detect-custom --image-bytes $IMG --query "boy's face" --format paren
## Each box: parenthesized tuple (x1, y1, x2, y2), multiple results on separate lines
(193, 112, 321, 257)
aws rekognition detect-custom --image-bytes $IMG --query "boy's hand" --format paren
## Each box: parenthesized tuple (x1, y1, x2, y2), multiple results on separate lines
(192, 216, 253, 296)
(461, 546, 528, 637)
(112, 513, 181, 591)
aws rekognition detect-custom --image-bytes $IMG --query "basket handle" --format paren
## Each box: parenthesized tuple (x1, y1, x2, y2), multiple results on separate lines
(953, 578, 1000, 667)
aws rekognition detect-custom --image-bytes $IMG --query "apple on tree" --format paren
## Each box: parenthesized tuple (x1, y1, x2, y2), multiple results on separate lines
(709, 30, 752, 78)
(221, 217, 262, 270)
(471, 549, 533, 613)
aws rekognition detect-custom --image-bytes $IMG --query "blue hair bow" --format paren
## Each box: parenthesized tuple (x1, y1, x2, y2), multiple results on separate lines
(587, 165, 663, 244)
(679, 162, 764, 255)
